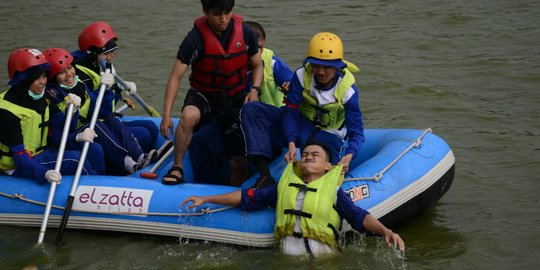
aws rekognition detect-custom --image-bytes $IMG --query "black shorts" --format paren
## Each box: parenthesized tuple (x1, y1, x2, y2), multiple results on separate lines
(182, 89, 246, 158)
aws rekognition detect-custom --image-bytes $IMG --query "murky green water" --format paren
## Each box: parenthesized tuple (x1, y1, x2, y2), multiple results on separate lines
(1, 0, 539, 269)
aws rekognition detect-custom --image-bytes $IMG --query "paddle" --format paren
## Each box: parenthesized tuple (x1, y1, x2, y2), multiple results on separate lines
(97, 61, 160, 117)
(140, 145, 173, 179)
(37, 102, 75, 244)
(55, 67, 111, 244)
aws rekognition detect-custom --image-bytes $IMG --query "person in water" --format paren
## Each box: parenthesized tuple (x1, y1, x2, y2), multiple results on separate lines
(181, 142, 404, 257)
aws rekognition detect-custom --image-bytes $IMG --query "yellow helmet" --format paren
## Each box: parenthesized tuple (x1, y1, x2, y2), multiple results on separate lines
(307, 32, 343, 60)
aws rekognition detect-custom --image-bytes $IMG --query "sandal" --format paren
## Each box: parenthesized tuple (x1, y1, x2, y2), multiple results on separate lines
(162, 166, 184, 185)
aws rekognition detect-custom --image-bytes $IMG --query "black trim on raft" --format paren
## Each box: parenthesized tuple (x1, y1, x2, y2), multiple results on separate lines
(378, 164, 456, 229)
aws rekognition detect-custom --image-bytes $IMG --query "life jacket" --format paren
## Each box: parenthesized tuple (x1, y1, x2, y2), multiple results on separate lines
(49, 82, 92, 129)
(0, 91, 49, 170)
(190, 14, 248, 96)
(75, 64, 118, 111)
(259, 48, 284, 107)
(275, 162, 343, 250)
(75, 64, 101, 92)
(298, 64, 355, 130)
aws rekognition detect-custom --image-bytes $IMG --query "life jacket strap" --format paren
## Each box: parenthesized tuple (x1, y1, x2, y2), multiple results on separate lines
(288, 183, 318, 193)
(284, 209, 312, 218)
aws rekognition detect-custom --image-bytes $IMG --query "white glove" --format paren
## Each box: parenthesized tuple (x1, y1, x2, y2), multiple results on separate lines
(124, 81, 137, 95)
(65, 93, 81, 107)
(100, 72, 115, 88)
(76, 128, 97, 143)
(45, 170, 61, 184)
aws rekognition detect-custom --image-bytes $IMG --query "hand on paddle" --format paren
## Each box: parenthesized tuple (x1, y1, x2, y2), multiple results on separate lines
(65, 93, 81, 108)
(124, 81, 137, 95)
(100, 71, 115, 88)
(45, 170, 61, 184)
(76, 128, 97, 143)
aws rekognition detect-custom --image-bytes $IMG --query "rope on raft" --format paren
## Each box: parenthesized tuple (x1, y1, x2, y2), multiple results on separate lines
(343, 128, 432, 182)
(0, 191, 235, 217)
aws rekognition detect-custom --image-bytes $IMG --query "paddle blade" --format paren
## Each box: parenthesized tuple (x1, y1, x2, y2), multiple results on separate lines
(147, 106, 161, 117)
(140, 171, 158, 179)
(56, 195, 74, 245)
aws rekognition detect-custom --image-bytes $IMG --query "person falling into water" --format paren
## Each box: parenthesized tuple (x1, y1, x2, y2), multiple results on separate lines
(181, 142, 405, 257)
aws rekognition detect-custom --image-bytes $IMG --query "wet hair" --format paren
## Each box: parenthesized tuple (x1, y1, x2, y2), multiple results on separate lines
(201, 0, 235, 12)
(245, 21, 266, 40)
(302, 141, 333, 162)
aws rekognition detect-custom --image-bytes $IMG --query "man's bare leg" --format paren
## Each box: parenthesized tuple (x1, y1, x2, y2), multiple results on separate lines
(163, 105, 200, 183)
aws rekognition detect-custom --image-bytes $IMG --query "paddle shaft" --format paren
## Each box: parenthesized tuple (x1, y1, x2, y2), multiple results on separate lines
(56, 68, 110, 244)
(37, 103, 75, 244)
(150, 146, 173, 173)
(97, 60, 160, 117)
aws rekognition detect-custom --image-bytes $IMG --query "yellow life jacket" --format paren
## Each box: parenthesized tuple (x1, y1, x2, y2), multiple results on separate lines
(0, 91, 49, 170)
(76, 64, 117, 112)
(55, 82, 92, 129)
(298, 65, 355, 130)
(275, 162, 343, 249)
(259, 48, 285, 107)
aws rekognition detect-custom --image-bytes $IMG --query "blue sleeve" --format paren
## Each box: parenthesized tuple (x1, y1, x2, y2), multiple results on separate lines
(283, 70, 303, 144)
(343, 86, 365, 157)
(87, 86, 115, 119)
(47, 106, 80, 148)
(10, 144, 47, 184)
(272, 56, 293, 86)
(336, 188, 369, 233)
(240, 183, 278, 211)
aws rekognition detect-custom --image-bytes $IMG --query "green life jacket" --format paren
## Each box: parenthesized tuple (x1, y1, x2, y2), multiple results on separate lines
(275, 162, 343, 250)
(0, 91, 49, 170)
(259, 48, 285, 107)
(298, 65, 355, 130)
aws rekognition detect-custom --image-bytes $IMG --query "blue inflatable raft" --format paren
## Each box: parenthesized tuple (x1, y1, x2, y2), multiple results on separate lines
(0, 116, 455, 247)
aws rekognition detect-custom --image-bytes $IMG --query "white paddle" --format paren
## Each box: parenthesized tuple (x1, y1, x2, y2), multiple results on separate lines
(37, 102, 75, 244)
(56, 67, 110, 244)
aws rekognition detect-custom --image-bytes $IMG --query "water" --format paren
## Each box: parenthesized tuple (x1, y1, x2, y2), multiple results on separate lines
(1, 0, 539, 269)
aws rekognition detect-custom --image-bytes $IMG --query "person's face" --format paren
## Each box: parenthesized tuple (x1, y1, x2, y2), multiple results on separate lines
(311, 64, 337, 87)
(29, 73, 47, 95)
(300, 145, 332, 176)
(204, 9, 232, 34)
(257, 37, 266, 51)
(98, 50, 115, 64)
(56, 64, 76, 87)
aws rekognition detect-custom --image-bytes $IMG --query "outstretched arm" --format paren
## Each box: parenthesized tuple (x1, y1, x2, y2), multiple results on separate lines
(362, 215, 405, 252)
(181, 190, 242, 210)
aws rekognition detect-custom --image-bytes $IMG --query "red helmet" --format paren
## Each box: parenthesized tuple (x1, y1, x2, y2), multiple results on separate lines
(7, 48, 48, 79)
(78, 21, 118, 53)
(43, 48, 74, 79)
